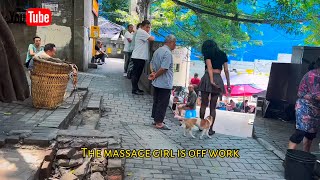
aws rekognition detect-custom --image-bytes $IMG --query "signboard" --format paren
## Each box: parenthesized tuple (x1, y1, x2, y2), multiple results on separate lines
(90, 26, 100, 38)
(3, 11, 26, 23)
(42, 3, 60, 16)
(26, 8, 52, 26)
(92, 0, 99, 17)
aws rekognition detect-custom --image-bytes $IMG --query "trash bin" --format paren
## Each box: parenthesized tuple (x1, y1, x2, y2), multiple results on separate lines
(284, 149, 316, 180)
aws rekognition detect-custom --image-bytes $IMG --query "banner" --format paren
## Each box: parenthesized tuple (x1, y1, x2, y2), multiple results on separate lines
(92, 0, 99, 17)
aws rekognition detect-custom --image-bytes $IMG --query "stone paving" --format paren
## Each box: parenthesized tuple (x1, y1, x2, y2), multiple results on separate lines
(254, 116, 320, 154)
(0, 145, 46, 180)
(0, 73, 88, 146)
(0, 58, 287, 179)
(86, 58, 285, 180)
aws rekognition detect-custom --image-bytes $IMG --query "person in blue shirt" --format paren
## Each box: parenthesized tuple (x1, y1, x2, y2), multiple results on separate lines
(25, 36, 43, 68)
(149, 34, 176, 130)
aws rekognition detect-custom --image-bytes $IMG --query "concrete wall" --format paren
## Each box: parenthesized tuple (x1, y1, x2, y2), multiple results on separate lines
(101, 38, 125, 59)
(3, 0, 74, 64)
(1, 0, 96, 71)
(139, 42, 191, 95)
(172, 47, 191, 87)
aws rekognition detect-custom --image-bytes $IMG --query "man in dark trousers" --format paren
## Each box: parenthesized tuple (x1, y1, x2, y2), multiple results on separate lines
(176, 85, 197, 116)
(131, 20, 155, 95)
(149, 35, 177, 130)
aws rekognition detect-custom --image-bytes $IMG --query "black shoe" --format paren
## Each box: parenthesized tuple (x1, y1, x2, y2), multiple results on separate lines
(132, 91, 143, 95)
(208, 130, 215, 135)
(137, 89, 144, 93)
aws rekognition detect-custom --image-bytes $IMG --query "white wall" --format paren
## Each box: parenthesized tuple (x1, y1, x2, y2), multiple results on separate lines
(84, 0, 95, 66)
(172, 47, 191, 87)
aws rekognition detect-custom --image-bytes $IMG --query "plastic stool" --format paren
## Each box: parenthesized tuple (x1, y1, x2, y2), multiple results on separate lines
(185, 109, 197, 118)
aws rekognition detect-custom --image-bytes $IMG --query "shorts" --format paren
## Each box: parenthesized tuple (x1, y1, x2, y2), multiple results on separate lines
(289, 129, 317, 144)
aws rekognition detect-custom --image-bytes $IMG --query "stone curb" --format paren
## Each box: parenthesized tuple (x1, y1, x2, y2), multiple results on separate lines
(256, 137, 286, 160)
(2, 89, 89, 146)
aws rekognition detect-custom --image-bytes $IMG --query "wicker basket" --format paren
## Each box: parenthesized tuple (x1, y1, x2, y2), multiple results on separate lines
(31, 58, 72, 109)
(33, 58, 72, 75)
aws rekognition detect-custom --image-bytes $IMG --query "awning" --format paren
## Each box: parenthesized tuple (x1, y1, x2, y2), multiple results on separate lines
(98, 17, 124, 39)
(224, 84, 264, 97)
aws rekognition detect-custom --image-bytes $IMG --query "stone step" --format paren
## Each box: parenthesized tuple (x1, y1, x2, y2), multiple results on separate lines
(88, 63, 98, 69)
(3, 128, 58, 147)
(57, 129, 118, 138)
(0, 89, 90, 146)
(36, 89, 88, 129)
(87, 95, 103, 111)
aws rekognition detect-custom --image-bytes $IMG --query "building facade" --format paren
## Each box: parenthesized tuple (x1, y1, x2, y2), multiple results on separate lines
(140, 42, 191, 95)
(0, 0, 99, 71)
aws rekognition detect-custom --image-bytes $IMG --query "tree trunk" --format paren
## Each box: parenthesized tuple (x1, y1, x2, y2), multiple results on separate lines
(0, 12, 30, 102)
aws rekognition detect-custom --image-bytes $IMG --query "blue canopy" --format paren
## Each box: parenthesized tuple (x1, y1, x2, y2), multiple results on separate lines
(98, 17, 125, 38)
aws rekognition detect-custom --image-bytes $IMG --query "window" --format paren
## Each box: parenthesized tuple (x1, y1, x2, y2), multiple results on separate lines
(174, 63, 180, 72)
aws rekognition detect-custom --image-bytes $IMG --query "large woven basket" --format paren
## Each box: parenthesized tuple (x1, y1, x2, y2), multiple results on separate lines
(31, 58, 72, 109)
(32, 57, 71, 75)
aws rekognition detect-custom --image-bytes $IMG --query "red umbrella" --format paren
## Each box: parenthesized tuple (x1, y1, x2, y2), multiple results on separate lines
(224, 84, 263, 97)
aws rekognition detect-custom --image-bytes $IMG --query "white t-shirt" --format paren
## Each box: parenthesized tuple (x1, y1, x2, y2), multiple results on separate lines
(131, 28, 151, 60)
(123, 31, 133, 52)
(129, 32, 137, 52)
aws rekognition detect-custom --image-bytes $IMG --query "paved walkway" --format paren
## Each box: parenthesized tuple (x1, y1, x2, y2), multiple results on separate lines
(0, 58, 286, 180)
(87, 58, 285, 180)
(0, 74, 88, 145)
(0, 145, 46, 180)
(254, 116, 320, 154)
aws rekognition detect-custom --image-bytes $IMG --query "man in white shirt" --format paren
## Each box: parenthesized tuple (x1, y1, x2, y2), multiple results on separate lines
(131, 20, 155, 95)
(127, 23, 141, 79)
(123, 24, 134, 77)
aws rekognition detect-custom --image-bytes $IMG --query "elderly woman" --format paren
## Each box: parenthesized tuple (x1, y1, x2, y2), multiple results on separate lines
(288, 57, 320, 152)
(198, 40, 231, 135)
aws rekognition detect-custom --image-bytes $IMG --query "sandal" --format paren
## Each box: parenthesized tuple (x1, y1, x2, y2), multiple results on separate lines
(156, 125, 171, 130)
(152, 122, 165, 125)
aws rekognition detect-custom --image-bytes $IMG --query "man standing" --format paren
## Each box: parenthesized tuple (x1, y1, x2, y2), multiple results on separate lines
(149, 35, 177, 130)
(25, 36, 43, 68)
(123, 24, 134, 77)
(131, 20, 155, 95)
(127, 23, 141, 79)
(176, 85, 197, 116)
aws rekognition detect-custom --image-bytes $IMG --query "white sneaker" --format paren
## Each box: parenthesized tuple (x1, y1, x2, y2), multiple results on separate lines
(123, 73, 127, 77)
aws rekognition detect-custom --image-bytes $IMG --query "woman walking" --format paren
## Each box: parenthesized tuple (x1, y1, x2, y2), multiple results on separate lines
(198, 40, 231, 135)
(288, 57, 320, 152)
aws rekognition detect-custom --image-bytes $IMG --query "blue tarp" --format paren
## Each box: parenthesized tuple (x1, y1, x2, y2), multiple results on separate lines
(98, 17, 124, 38)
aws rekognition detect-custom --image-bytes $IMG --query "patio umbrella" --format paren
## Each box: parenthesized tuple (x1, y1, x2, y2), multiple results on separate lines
(221, 72, 269, 90)
(224, 84, 264, 97)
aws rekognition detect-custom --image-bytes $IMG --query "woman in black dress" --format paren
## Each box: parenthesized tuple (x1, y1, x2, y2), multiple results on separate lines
(198, 40, 231, 135)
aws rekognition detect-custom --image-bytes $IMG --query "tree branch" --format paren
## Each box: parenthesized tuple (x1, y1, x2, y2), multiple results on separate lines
(172, 0, 269, 23)
(171, 0, 319, 24)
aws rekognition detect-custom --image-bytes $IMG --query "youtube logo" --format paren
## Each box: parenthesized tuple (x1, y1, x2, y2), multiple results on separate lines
(26, 8, 52, 26)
